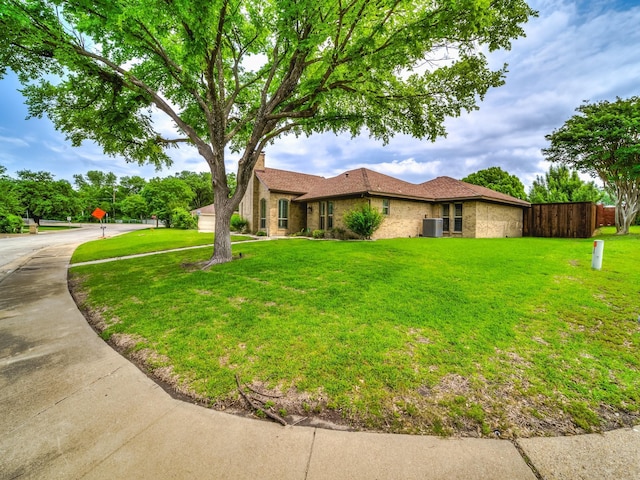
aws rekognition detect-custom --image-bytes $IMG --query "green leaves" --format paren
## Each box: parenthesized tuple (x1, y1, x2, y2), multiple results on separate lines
(462, 166, 528, 200)
(544, 97, 640, 233)
(13, 169, 79, 223)
(528, 165, 604, 204)
(1, 0, 536, 151)
(343, 203, 384, 239)
(1, 0, 535, 261)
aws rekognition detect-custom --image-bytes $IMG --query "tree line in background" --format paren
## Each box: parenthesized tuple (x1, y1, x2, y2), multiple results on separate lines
(0, 160, 625, 234)
(461, 164, 612, 204)
(0, 164, 236, 232)
(461, 97, 640, 235)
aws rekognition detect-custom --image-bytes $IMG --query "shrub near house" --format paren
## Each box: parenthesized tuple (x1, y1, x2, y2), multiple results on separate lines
(344, 204, 384, 239)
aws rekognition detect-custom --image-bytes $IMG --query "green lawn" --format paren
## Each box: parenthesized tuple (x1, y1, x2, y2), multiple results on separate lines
(69, 228, 640, 437)
(70, 228, 250, 263)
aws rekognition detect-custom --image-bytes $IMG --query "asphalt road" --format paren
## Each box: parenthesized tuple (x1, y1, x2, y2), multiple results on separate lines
(0, 223, 151, 284)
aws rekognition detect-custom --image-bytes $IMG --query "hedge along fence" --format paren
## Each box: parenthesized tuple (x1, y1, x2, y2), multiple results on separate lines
(523, 202, 598, 238)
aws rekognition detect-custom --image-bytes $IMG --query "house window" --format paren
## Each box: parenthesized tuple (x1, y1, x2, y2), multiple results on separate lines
(442, 204, 450, 231)
(319, 201, 326, 230)
(382, 199, 390, 215)
(259, 198, 267, 229)
(278, 199, 289, 229)
(454, 203, 463, 232)
(327, 201, 334, 229)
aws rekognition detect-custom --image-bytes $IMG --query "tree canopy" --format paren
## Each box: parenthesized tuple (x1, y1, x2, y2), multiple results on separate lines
(74, 170, 118, 218)
(141, 177, 194, 227)
(0, 165, 21, 216)
(1, 0, 535, 263)
(14, 169, 78, 225)
(462, 166, 527, 200)
(543, 97, 640, 234)
(528, 165, 604, 204)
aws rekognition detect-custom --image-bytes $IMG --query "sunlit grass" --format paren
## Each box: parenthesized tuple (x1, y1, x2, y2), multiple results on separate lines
(70, 228, 250, 263)
(69, 229, 640, 437)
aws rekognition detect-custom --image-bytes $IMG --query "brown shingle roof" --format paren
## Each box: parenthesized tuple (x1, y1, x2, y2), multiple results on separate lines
(256, 165, 529, 207)
(191, 204, 215, 214)
(420, 177, 530, 206)
(296, 168, 431, 202)
(255, 168, 325, 194)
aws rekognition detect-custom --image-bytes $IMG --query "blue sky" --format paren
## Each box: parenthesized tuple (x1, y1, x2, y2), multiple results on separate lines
(1, 0, 639, 190)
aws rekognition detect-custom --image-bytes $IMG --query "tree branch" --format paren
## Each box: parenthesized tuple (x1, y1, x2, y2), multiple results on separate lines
(235, 374, 287, 426)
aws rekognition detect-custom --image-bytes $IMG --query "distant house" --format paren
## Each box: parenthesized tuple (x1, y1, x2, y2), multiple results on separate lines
(235, 153, 530, 238)
(191, 203, 216, 232)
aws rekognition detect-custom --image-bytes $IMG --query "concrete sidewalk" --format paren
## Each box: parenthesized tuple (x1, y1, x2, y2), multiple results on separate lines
(1, 245, 638, 479)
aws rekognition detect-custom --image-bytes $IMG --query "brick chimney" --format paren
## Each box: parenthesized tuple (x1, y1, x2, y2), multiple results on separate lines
(255, 151, 266, 171)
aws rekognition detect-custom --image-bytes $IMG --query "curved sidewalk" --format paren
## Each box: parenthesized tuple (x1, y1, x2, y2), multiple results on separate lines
(1, 244, 638, 479)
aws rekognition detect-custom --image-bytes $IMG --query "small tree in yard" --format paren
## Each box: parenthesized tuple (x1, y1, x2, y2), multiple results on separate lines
(170, 207, 198, 229)
(0, 0, 534, 264)
(544, 97, 640, 235)
(344, 204, 384, 240)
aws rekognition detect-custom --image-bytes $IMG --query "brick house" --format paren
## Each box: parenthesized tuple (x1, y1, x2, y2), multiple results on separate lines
(236, 153, 530, 238)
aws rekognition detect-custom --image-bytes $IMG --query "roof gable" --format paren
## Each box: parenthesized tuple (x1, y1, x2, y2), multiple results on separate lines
(296, 168, 431, 202)
(255, 168, 325, 194)
(420, 176, 530, 206)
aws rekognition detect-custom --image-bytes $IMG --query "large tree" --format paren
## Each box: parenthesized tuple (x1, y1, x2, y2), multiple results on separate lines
(528, 165, 604, 204)
(119, 193, 148, 221)
(0, 165, 21, 216)
(74, 170, 118, 219)
(0, 166, 24, 233)
(544, 97, 640, 234)
(141, 177, 194, 227)
(462, 166, 527, 200)
(14, 170, 78, 224)
(174, 171, 214, 210)
(0, 0, 535, 264)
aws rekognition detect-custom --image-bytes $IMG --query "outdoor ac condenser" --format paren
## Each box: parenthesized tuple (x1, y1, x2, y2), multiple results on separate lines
(423, 218, 443, 238)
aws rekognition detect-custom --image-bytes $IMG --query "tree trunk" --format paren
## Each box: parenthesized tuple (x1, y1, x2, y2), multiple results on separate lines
(204, 193, 236, 267)
(614, 182, 640, 235)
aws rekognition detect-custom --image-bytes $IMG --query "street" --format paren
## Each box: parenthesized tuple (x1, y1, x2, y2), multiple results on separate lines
(0, 222, 151, 284)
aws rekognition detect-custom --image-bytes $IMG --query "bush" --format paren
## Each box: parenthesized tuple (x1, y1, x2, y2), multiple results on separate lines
(343, 204, 384, 239)
(256, 230, 267, 236)
(312, 229, 325, 239)
(330, 227, 347, 240)
(170, 207, 198, 229)
(230, 213, 249, 233)
(0, 214, 24, 233)
(291, 227, 312, 237)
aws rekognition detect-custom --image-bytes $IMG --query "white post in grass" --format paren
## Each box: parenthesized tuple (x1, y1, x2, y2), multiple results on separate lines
(592, 240, 604, 270)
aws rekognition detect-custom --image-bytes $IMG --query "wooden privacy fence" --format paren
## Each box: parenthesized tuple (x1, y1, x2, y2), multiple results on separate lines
(523, 202, 598, 238)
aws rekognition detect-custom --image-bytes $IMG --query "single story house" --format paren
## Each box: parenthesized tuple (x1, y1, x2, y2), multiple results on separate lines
(235, 153, 530, 239)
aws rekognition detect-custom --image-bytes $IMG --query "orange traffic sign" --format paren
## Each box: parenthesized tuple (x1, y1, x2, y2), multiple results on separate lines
(91, 208, 106, 220)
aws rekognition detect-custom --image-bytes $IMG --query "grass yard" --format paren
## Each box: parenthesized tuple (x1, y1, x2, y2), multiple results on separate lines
(69, 228, 640, 438)
(71, 228, 250, 263)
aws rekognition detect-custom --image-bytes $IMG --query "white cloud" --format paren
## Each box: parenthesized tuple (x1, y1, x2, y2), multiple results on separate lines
(349, 158, 443, 179)
(1, 0, 639, 192)
(0, 135, 29, 148)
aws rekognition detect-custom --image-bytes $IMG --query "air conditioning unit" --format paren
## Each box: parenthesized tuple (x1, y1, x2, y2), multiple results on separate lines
(423, 218, 443, 238)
